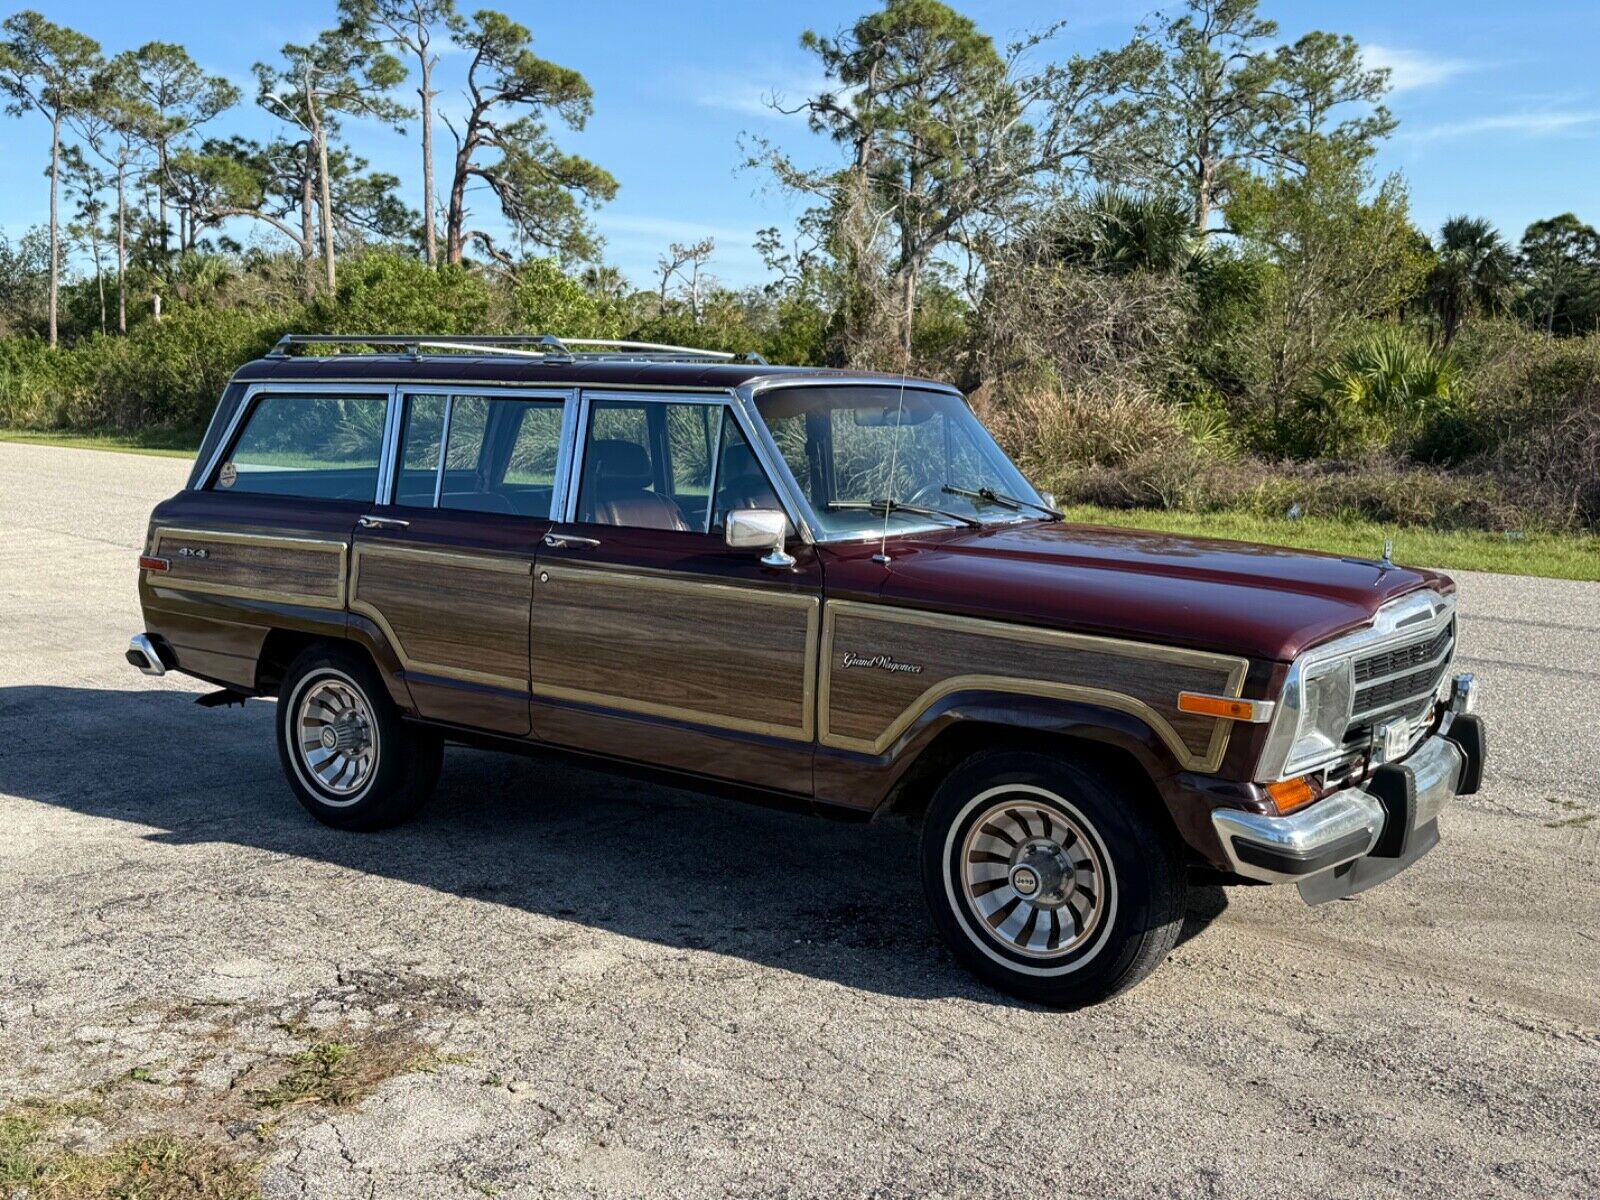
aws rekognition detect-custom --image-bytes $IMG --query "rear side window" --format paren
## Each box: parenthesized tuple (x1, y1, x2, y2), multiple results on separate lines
(395, 393, 564, 518)
(215, 394, 386, 501)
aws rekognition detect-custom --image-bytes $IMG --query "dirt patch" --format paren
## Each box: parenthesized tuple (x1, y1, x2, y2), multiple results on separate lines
(1, 971, 475, 1199)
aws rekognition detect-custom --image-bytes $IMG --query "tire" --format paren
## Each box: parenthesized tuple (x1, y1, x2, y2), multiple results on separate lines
(920, 750, 1187, 1007)
(275, 644, 442, 831)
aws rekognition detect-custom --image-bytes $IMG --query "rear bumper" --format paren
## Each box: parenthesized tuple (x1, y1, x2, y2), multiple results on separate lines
(1210, 718, 1486, 904)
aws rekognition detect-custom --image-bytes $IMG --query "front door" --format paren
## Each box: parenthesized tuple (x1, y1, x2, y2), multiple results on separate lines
(530, 391, 821, 793)
(350, 389, 573, 735)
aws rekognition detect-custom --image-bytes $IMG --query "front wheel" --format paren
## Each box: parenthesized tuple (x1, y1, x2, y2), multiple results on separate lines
(276, 645, 442, 831)
(920, 750, 1187, 1007)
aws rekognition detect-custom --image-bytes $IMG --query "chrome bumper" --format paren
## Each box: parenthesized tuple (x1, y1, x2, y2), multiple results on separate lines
(1212, 733, 1470, 901)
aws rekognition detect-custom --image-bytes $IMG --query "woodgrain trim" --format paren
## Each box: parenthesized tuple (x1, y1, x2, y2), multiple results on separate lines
(818, 600, 1250, 772)
(530, 563, 821, 741)
(148, 527, 348, 609)
(349, 543, 532, 691)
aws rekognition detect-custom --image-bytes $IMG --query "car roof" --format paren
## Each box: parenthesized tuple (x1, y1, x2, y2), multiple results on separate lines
(231, 354, 947, 394)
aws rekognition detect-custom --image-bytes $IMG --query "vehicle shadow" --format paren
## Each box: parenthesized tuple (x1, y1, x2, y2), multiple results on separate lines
(0, 684, 1230, 1005)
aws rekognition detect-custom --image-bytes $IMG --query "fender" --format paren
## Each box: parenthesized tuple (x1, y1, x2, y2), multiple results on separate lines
(814, 686, 1186, 815)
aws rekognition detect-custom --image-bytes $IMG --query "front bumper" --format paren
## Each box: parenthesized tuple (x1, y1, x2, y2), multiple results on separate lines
(1210, 717, 1486, 904)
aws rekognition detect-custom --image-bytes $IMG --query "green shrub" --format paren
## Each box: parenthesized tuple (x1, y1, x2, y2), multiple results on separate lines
(1294, 325, 1454, 458)
(505, 258, 619, 338)
(309, 252, 489, 335)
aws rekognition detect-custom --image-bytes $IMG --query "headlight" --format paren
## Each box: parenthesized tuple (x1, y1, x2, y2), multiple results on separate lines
(1257, 655, 1355, 780)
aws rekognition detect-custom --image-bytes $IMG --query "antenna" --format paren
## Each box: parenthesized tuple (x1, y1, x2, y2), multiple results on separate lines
(872, 369, 911, 566)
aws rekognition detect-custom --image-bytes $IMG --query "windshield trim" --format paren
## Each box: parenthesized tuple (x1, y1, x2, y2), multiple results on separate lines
(736, 378, 1045, 545)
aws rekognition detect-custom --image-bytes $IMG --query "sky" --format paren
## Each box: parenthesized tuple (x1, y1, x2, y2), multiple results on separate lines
(2, 0, 1598, 290)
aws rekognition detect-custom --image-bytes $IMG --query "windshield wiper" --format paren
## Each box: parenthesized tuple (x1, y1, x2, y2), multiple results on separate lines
(827, 498, 981, 528)
(942, 484, 1063, 520)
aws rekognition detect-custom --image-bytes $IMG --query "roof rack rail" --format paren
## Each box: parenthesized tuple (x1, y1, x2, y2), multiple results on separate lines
(264, 333, 767, 365)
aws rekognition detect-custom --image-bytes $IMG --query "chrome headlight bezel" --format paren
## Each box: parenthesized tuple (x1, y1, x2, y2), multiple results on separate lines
(1256, 647, 1357, 782)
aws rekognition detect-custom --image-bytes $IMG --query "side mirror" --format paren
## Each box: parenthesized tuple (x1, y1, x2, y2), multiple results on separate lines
(725, 508, 795, 568)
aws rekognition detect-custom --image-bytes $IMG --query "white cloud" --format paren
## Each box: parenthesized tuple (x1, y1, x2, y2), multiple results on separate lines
(692, 68, 836, 120)
(1363, 44, 1474, 93)
(1408, 110, 1600, 141)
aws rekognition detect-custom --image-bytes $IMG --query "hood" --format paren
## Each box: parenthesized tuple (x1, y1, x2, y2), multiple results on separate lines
(863, 520, 1452, 662)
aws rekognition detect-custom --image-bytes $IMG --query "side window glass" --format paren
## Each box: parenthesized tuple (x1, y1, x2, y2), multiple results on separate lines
(446, 397, 563, 517)
(710, 415, 783, 530)
(397, 395, 564, 517)
(395, 394, 445, 506)
(215, 394, 385, 500)
(578, 400, 723, 534)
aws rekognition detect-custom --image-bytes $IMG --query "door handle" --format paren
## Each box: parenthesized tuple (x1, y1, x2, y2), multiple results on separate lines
(358, 515, 411, 530)
(543, 532, 601, 550)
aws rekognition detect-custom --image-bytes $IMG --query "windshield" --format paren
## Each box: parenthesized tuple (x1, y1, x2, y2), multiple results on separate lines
(754, 384, 1045, 539)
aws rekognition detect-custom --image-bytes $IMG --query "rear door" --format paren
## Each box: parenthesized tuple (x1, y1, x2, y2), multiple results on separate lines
(148, 385, 393, 688)
(529, 390, 821, 793)
(349, 388, 575, 735)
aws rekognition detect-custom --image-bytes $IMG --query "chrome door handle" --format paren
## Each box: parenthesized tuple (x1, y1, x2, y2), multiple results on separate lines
(543, 533, 601, 549)
(358, 515, 411, 530)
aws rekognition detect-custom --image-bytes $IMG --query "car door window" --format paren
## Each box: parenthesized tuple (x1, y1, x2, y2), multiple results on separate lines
(578, 399, 731, 533)
(214, 393, 386, 500)
(396, 394, 563, 518)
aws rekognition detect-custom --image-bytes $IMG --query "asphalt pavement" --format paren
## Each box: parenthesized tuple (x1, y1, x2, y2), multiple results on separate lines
(1, 440, 1596, 1199)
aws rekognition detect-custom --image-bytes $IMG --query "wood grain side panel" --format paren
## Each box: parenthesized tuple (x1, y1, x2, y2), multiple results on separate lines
(350, 545, 532, 690)
(820, 602, 1249, 771)
(530, 565, 819, 739)
(150, 528, 346, 608)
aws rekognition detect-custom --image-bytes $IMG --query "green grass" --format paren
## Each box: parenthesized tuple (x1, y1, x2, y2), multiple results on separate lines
(1059, 503, 1600, 583)
(0, 427, 200, 458)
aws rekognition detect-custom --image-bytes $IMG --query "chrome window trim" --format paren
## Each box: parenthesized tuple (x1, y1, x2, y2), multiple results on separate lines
(193, 382, 401, 497)
(562, 388, 806, 538)
(1256, 589, 1457, 782)
(374, 385, 403, 504)
(704, 408, 728, 531)
(382, 386, 575, 520)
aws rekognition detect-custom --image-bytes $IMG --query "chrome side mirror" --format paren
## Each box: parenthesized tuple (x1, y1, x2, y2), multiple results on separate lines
(725, 508, 794, 568)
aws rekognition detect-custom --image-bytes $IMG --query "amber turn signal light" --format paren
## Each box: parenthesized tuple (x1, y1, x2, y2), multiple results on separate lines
(1266, 776, 1316, 815)
(1176, 692, 1272, 723)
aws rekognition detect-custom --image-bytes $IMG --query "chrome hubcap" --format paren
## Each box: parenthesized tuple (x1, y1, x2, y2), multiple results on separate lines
(296, 678, 375, 796)
(960, 798, 1107, 959)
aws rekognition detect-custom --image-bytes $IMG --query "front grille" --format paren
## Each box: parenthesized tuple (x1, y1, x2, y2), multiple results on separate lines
(1353, 624, 1453, 683)
(1344, 618, 1455, 749)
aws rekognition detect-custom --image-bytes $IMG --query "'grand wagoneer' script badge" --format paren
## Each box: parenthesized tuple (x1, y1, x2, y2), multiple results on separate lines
(840, 651, 923, 675)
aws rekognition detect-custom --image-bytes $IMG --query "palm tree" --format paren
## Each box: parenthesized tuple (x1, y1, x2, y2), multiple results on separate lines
(1053, 190, 1197, 276)
(1426, 215, 1515, 344)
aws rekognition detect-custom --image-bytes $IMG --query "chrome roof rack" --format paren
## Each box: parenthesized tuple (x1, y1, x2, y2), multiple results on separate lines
(264, 333, 767, 365)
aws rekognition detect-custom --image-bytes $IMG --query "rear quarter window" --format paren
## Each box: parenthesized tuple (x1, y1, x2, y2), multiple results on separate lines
(214, 394, 387, 501)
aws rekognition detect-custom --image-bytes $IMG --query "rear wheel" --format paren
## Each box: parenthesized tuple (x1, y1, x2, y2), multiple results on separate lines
(276, 645, 441, 830)
(920, 750, 1186, 1007)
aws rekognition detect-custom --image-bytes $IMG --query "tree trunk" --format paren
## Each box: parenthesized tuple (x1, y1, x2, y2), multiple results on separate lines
(48, 114, 60, 348)
(445, 138, 471, 265)
(898, 266, 916, 364)
(420, 50, 437, 266)
(116, 159, 128, 335)
(300, 143, 318, 298)
(157, 140, 170, 259)
(306, 75, 337, 294)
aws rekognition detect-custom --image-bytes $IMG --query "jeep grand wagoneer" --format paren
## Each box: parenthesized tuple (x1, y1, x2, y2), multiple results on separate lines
(130, 334, 1487, 1005)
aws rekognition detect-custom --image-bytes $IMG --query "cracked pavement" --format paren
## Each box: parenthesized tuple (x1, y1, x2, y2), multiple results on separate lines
(1, 441, 1597, 1198)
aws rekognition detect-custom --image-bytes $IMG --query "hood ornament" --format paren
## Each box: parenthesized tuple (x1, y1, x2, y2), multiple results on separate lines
(1379, 538, 1394, 569)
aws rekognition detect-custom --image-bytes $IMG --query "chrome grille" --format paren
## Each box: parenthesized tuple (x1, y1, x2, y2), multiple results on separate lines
(1343, 616, 1455, 750)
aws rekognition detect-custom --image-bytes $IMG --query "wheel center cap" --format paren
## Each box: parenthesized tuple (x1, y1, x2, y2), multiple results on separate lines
(1011, 841, 1071, 905)
(320, 727, 339, 751)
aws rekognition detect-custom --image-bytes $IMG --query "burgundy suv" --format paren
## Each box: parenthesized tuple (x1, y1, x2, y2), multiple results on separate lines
(129, 335, 1486, 1005)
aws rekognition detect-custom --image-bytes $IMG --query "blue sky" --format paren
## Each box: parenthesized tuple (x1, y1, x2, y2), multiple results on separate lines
(3, 1, 1598, 288)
